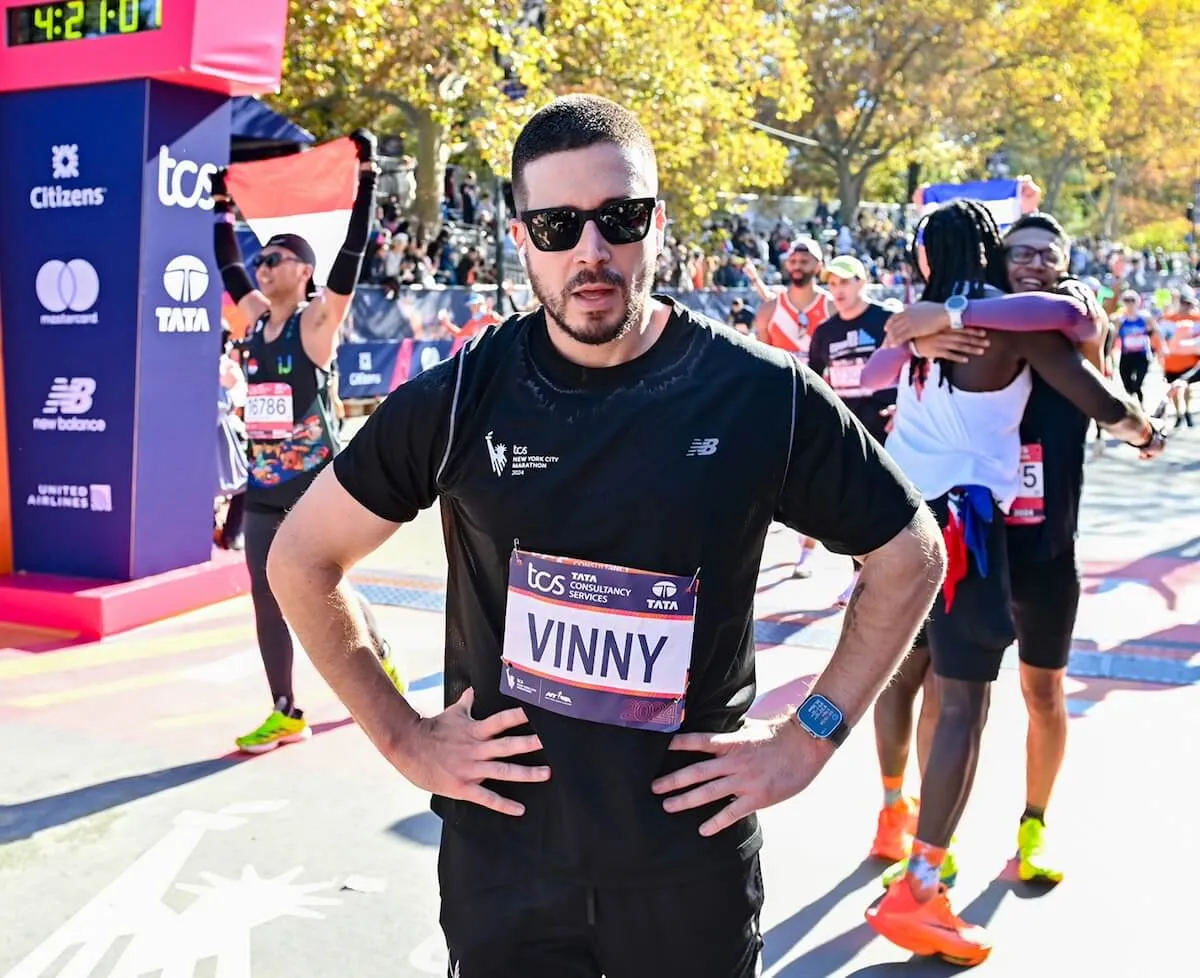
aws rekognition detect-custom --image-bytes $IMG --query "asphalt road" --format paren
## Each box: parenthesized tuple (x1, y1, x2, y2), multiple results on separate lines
(2, 418, 1198, 978)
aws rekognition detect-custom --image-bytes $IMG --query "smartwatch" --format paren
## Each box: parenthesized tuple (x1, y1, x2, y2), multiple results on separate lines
(945, 294, 969, 330)
(795, 693, 850, 747)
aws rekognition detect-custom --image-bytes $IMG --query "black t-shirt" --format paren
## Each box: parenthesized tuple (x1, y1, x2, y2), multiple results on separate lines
(807, 302, 897, 443)
(1007, 372, 1088, 564)
(333, 299, 921, 886)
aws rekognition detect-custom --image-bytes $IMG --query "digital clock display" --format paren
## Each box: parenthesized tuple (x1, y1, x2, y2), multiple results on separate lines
(7, 0, 163, 46)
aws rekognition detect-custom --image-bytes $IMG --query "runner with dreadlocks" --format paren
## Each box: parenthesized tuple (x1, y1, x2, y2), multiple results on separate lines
(858, 199, 1160, 966)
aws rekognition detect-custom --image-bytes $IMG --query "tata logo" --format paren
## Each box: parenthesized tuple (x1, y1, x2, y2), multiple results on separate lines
(156, 255, 212, 333)
(157, 146, 218, 210)
(31, 144, 106, 210)
(36, 259, 99, 325)
(527, 563, 566, 597)
(648, 579, 679, 611)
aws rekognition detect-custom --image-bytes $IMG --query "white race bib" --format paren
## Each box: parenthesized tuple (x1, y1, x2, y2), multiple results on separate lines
(500, 550, 696, 731)
(245, 383, 294, 441)
(1006, 443, 1045, 526)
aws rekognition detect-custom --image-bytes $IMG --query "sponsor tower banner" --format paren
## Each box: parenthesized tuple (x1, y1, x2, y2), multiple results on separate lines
(0, 79, 228, 579)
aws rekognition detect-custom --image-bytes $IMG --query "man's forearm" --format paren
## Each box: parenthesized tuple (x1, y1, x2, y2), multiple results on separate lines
(809, 508, 945, 730)
(964, 293, 1097, 344)
(267, 554, 420, 758)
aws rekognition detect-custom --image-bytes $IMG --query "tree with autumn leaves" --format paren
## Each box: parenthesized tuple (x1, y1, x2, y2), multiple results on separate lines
(272, 0, 1200, 240)
(272, 0, 808, 234)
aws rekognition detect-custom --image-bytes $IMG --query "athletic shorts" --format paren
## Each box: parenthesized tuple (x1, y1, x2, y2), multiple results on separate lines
(1009, 549, 1080, 672)
(925, 491, 1016, 683)
(1165, 368, 1198, 384)
(438, 825, 764, 978)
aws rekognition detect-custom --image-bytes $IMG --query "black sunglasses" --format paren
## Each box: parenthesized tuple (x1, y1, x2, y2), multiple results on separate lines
(519, 197, 657, 252)
(251, 252, 305, 269)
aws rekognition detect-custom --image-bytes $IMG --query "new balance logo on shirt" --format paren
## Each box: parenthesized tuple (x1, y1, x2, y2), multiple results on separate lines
(686, 438, 719, 457)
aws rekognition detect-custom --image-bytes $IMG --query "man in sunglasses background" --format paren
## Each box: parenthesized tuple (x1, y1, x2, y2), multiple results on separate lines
(209, 129, 406, 755)
(264, 92, 948, 977)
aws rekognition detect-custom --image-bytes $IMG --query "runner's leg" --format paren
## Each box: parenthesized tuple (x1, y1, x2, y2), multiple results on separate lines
(870, 641, 929, 861)
(1011, 550, 1078, 883)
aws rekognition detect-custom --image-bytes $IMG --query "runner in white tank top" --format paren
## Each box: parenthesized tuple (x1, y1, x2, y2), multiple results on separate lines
(885, 360, 1032, 512)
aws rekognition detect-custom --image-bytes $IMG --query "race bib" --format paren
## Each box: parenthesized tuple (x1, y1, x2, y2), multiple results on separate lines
(500, 550, 696, 731)
(1122, 333, 1148, 352)
(245, 383, 294, 441)
(1006, 443, 1045, 526)
(828, 360, 865, 393)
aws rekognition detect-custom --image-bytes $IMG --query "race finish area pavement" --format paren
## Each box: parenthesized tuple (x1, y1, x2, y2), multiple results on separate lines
(3, 423, 1198, 978)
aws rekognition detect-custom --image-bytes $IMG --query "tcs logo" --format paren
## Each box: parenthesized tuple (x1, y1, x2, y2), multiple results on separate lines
(527, 563, 566, 597)
(157, 146, 218, 210)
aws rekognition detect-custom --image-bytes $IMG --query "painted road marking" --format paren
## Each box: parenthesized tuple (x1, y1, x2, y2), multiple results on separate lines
(3, 801, 342, 978)
(0, 624, 251, 682)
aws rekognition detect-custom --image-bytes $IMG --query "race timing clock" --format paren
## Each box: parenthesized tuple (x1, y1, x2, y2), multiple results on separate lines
(7, 0, 162, 46)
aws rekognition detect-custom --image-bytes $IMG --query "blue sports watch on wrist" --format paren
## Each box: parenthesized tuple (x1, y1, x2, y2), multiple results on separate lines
(795, 693, 850, 747)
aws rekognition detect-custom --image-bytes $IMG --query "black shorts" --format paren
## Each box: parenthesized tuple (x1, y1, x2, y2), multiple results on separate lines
(1165, 368, 1197, 384)
(925, 491, 1016, 683)
(1009, 549, 1080, 672)
(438, 825, 764, 978)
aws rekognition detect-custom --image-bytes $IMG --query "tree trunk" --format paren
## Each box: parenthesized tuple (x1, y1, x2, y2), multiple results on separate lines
(1043, 153, 1074, 214)
(836, 159, 868, 226)
(414, 109, 449, 242)
(1102, 164, 1125, 239)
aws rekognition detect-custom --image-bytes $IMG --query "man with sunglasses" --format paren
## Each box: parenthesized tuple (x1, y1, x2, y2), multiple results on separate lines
(265, 93, 947, 978)
(210, 130, 405, 754)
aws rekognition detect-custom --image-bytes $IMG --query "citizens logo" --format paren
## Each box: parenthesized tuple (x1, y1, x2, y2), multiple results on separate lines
(33, 377, 107, 433)
(26, 483, 112, 512)
(156, 256, 212, 333)
(349, 350, 383, 388)
(31, 144, 106, 210)
(36, 259, 100, 325)
(157, 146, 218, 210)
(52, 144, 79, 180)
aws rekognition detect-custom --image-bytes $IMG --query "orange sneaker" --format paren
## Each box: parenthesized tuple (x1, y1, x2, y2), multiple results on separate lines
(865, 880, 992, 967)
(870, 798, 918, 862)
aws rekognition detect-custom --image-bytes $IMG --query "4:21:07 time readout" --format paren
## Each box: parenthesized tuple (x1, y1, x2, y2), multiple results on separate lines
(21, 0, 162, 42)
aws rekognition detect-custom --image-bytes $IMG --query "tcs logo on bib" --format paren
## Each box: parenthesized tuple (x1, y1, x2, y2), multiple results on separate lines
(527, 563, 566, 597)
(156, 146, 218, 210)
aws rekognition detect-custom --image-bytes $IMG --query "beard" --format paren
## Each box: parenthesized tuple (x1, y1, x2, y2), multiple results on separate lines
(530, 260, 652, 347)
(787, 268, 815, 287)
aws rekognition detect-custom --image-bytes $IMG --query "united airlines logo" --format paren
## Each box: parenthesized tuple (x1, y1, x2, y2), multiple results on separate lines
(485, 430, 508, 477)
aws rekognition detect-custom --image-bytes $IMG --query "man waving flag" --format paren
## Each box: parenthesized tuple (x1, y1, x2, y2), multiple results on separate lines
(225, 137, 360, 286)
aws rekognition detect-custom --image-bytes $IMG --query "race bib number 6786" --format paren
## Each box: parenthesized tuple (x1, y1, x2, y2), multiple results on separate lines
(245, 383, 294, 440)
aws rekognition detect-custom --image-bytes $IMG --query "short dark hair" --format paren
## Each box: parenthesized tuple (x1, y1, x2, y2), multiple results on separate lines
(1006, 211, 1070, 246)
(510, 94, 656, 211)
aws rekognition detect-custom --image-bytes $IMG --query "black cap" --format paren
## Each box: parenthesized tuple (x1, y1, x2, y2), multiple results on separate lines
(263, 233, 317, 267)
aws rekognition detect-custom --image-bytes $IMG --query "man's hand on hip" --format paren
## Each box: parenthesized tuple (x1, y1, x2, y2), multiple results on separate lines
(392, 687, 550, 818)
(652, 716, 833, 837)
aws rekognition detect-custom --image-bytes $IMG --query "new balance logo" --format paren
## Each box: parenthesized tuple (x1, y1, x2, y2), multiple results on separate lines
(686, 438, 719, 457)
(43, 377, 96, 415)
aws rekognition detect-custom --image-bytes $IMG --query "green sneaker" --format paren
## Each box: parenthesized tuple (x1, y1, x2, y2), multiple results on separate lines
(235, 705, 311, 754)
(882, 846, 959, 889)
(1017, 817, 1064, 883)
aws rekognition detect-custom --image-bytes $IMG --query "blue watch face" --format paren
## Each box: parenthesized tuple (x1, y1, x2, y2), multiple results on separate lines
(798, 695, 844, 738)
